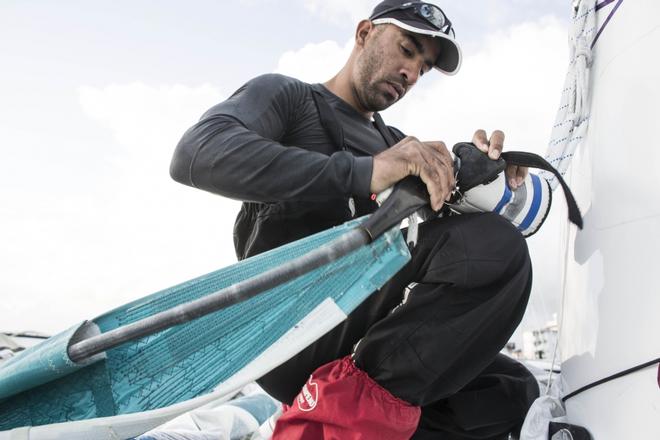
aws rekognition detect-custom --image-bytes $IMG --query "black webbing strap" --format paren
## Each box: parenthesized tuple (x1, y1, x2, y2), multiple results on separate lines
(311, 85, 400, 150)
(373, 112, 399, 147)
(311, 87, 347, 151)
(502, 151, 583, 229)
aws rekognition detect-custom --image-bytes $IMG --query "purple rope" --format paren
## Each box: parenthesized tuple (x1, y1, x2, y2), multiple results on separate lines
(592, 0, 624, 48)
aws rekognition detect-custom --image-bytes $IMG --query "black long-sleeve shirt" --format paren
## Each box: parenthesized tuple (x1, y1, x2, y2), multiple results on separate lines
(171, 74, 401, 259)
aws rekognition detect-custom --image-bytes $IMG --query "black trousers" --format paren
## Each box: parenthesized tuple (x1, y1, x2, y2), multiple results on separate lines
(258, 213, 538, 439)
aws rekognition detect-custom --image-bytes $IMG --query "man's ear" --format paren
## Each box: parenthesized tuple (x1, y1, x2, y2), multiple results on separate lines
(355, 20, 374, 47)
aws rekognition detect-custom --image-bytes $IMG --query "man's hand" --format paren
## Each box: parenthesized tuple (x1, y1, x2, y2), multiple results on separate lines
(472, 129, 528, 189)
(371, 136, 455, 211)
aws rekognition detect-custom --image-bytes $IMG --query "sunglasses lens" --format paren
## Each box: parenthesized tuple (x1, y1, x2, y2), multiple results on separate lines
(419, 4, 445, 29)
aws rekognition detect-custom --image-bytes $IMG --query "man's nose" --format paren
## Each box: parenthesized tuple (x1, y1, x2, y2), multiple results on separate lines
(400, 60, 421, 87)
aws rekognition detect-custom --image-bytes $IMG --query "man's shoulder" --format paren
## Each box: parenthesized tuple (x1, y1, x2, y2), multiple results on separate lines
(245, 73, 313, 95)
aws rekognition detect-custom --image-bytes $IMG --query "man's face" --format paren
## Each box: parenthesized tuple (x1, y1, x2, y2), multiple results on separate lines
(353, 24, 441, 112)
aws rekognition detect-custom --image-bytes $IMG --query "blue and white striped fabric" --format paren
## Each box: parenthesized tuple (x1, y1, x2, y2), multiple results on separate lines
(450, 172, 552, 237)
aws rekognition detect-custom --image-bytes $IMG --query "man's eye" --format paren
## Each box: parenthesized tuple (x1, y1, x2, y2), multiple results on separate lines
(401, 45, 413, 56)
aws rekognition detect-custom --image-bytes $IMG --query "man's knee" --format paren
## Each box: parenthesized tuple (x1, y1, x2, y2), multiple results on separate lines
(418, 213, 530, 288)
(470, 212, 530, 267)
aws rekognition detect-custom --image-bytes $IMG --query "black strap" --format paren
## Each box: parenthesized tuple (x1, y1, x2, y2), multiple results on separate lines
(373, 112, 398, 147)
(311, 85, 400, 150)
(311, 88, 346, 151)
(502, 151, 583, 229)
(562, 357, 660, 402)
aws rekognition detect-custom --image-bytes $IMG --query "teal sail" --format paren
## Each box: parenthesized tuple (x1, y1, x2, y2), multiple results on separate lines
(0, 218, 409, 431)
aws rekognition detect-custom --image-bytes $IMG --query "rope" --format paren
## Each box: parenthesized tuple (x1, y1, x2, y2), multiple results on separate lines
(541, 0, 597, 190)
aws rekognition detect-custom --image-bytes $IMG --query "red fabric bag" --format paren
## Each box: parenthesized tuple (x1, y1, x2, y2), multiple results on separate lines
(272, 356, 421, 440)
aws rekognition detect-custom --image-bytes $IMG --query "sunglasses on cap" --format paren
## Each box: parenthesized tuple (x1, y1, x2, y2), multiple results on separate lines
(371, 2, 455, 37)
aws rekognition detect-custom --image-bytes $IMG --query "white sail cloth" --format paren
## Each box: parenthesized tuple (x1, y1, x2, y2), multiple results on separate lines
(520, 0, 597, 438)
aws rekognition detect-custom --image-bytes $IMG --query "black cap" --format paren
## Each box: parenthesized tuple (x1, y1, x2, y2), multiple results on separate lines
(369, 0, 462, 75)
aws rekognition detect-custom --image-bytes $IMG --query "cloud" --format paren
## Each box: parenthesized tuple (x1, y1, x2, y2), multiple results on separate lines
(78, 83, 221, 164)
(76, 83, 242, 301)
(300, 0, 374, 24)
(295, 0, 567, 34)
(76, 82, 224, 202)
(0, 84, 242, 333)
(293, 0, 568, 58)
(276, 39, 353, 83)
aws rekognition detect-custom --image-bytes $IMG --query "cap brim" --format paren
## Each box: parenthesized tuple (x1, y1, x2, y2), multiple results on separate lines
(372, 17, 462, 76)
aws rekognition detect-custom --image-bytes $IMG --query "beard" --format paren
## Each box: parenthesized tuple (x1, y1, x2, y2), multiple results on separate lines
(354, 45, 402, 112)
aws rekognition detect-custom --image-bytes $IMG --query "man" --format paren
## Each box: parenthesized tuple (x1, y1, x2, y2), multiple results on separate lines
(171, 1, 538, 438)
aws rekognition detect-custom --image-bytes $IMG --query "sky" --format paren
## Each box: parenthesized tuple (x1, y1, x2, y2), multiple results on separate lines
(0, 1, 571, 339)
